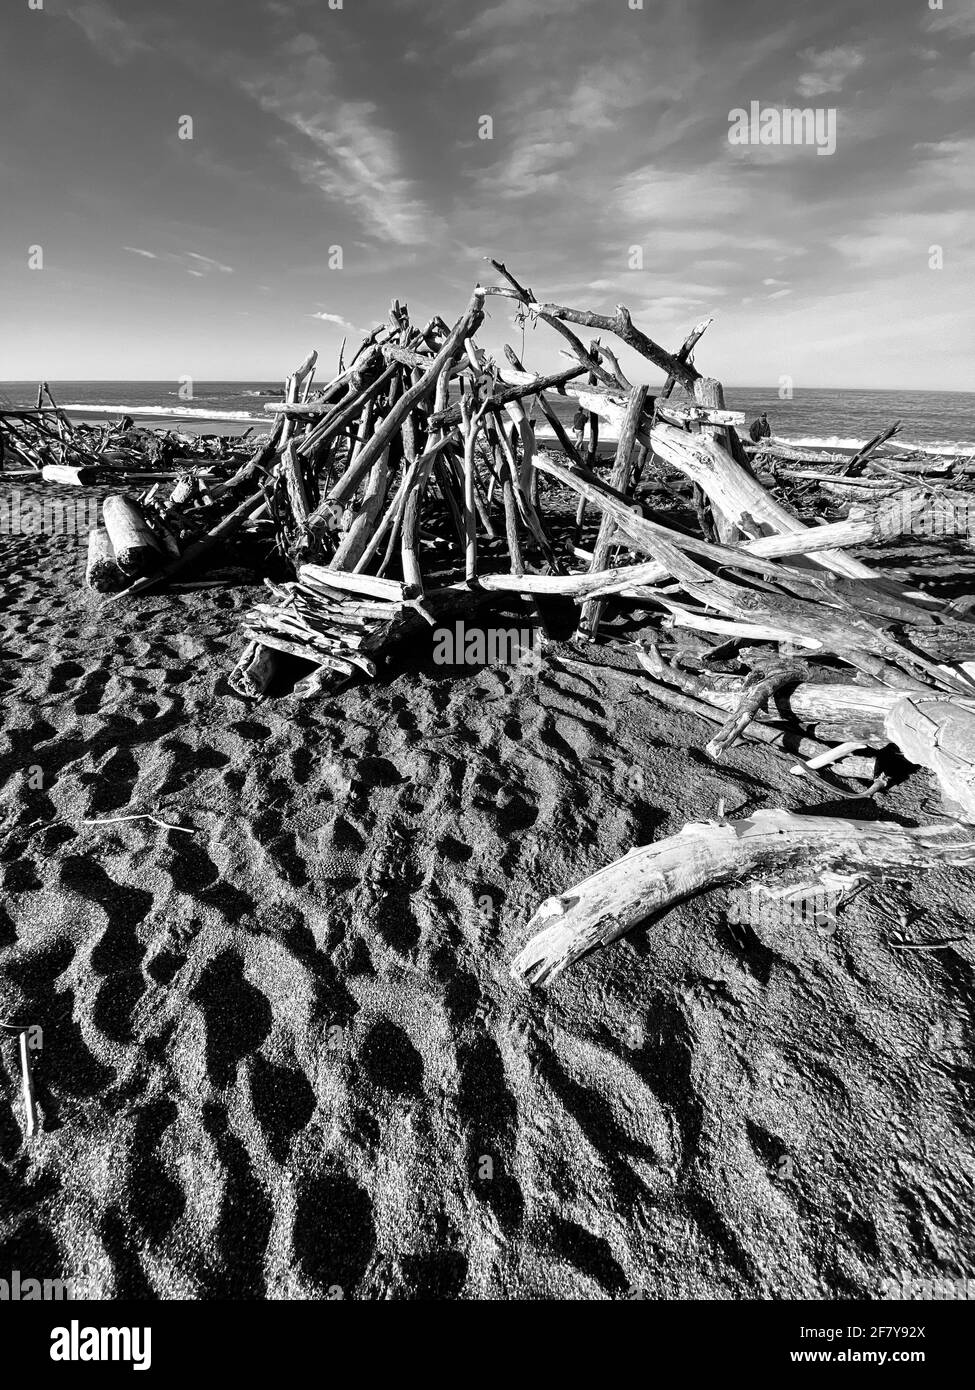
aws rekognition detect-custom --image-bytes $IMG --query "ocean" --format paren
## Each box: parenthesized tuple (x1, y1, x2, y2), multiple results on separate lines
(1, 380, 972, 455)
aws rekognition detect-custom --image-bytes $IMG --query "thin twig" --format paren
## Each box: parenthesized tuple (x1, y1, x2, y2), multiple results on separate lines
(82, 814, 195, 834)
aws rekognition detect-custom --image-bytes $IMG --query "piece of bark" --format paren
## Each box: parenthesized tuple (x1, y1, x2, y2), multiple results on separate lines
(228, 640, 279, 700)
(512, 810, 975, 986)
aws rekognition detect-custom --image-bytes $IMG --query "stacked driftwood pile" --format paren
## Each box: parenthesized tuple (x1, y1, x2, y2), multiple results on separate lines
(0, 381, 245, 487)
(53, 259, 975, 984)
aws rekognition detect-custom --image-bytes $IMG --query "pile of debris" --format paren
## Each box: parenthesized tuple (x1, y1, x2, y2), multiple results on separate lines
(27, 259, 975, 983)
(0, 381, 248, 486)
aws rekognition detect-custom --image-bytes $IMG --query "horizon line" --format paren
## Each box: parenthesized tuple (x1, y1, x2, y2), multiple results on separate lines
(1, 379, 972, 397)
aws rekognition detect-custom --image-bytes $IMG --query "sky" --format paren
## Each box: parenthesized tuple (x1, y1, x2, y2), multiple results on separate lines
(1, 0, 973, 389)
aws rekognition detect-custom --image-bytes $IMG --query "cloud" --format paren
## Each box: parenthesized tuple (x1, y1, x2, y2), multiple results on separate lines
(924, 9, 975, 38)
(65, 1, 149, 66)
(241, 42, 441, 246)
(311, 311, 355, 329)
(796, 45, 864, 97)
(830, 231, 930, 269)
(467, 55, 663, 202)
(121, 247, 234, 276)
(184, 252, 234, 274)
(457, 0, 590, 39)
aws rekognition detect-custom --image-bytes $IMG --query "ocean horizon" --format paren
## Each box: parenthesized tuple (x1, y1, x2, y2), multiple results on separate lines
(3, 379, 973, 454)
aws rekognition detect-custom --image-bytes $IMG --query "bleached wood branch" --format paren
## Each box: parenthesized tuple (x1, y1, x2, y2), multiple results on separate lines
(513, 812, 975, 986)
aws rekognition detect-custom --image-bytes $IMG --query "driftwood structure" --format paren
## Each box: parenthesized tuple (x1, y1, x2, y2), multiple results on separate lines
(11, 261, 975, 990)
(0, 381, 248, 483)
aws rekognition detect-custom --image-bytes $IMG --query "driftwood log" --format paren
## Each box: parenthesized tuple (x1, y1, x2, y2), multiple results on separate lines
(101, 496, 164, 578)
(85, 527, 121, 591)
(513, 811, 975, 986)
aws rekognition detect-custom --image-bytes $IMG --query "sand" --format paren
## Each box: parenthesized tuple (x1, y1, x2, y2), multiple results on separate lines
(1, 477, 974, 1301)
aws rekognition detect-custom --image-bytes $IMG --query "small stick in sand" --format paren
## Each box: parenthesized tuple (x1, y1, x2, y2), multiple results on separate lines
(82, 813, 195, 833)
(0, 1022, 39, 1138)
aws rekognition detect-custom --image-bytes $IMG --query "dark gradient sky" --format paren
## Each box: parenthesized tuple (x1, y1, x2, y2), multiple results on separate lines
(2, 0, 972, 388)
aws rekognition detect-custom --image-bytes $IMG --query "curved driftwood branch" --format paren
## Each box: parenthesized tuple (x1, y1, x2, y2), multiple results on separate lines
(512, 811, 975, 987)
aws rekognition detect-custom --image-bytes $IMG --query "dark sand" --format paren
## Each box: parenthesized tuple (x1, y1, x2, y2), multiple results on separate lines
(1, 478, 974, 1300)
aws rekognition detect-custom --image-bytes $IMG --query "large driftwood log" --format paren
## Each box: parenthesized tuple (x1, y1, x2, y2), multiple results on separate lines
(101, 496, 164, 577)
(108, 487, 267, 601)
(639, 679, 877, 779)
(639, 666, 975, 749)
(649, 422, 875, 579)
(885, 696, 975, 822)
(512, 811, 975, 986)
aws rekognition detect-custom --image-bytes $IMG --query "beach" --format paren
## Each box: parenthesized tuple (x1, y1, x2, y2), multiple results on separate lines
(3, 461, 975, 1300)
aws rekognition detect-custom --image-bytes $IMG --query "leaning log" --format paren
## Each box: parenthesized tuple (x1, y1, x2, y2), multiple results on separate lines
(649, 422, 875, 579)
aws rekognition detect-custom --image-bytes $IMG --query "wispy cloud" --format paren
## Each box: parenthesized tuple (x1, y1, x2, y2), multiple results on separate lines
(65, 0, 149, 66)
(457, 0, 591, 39)
(796, 45, 864, 97)
(121, 246, 233, 276)
(242, 40, 441, 247)
(311, 311, 355, 329)
(184, 252, 234, 274)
